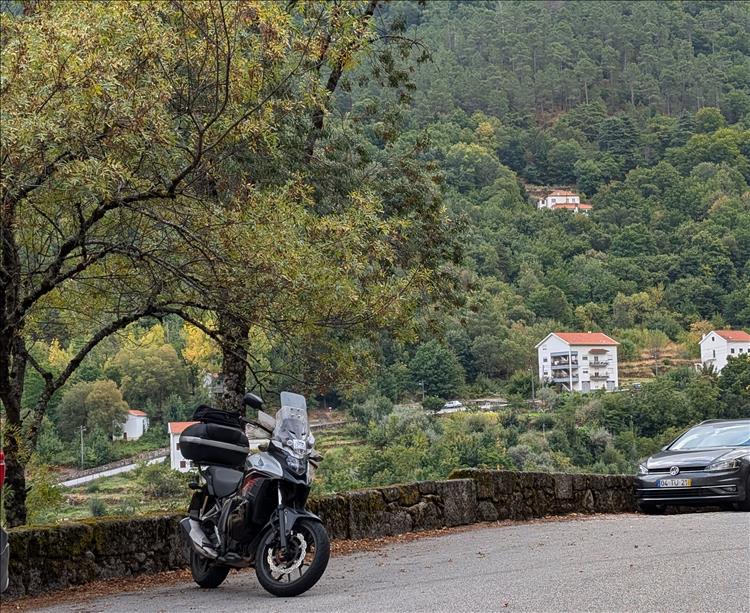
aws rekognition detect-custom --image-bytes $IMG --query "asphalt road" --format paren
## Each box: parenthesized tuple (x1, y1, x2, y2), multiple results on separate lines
(33, 512, 749, 613)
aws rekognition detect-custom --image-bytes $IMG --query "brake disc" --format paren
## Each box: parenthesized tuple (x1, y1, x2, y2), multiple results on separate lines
(267, 533, 308, 575)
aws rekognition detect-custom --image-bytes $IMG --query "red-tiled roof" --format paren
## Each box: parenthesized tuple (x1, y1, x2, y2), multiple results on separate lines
(128, 409, 148, 417)
(554, 332, 619, 346)
(714, 330, 750, 342)
(168, 421, 198, 435)
(549, 190, 579, 197)
(551, 203, 591, 211)
(579, 203, 593, 209)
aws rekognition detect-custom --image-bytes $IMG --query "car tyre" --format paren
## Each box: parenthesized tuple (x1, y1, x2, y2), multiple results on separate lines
(637, 502, 666, 515)
(735, 475, 750, 512)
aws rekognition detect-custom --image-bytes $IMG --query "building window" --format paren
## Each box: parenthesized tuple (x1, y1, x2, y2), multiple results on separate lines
(740, 348, 745, 353)
(731, 348, 735, 354)
(180, 460, 186, 468)
(583, 370, 588, 374)
(543, 357, 548, 362)
(713, 350, 716, 358)
(176, 443, 180, 450)
(711, 336, 715, 342)
(582, 356, 588, 361)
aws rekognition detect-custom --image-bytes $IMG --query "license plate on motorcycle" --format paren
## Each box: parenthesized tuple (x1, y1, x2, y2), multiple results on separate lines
(657, 478, 692, 487)
(292, 439, 306, 453)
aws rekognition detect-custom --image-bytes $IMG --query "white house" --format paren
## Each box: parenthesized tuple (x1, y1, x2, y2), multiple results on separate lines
(168, 421, 198, 472)
(536, 189, 592, 215)
(115, 409, 149, 441)
(700, 330, 750, 374)
(536, 332, 619, 392)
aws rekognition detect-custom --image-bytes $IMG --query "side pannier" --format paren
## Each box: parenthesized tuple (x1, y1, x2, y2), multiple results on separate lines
(179, 422, 249, 467)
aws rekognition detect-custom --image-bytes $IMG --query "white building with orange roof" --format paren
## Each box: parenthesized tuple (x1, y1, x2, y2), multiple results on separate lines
(536, 332, 619, 392)
(168, 421, 198, 471)
(115, 409, 150, 441)
(700, 329, 750, 374)
(536, 189, 592, 214)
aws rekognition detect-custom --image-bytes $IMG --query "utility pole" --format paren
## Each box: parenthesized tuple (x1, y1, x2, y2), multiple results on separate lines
(79, 425, 87, 468)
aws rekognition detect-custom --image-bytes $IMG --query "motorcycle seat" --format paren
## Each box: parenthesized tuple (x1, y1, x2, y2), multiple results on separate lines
(205, 465, 243, 498)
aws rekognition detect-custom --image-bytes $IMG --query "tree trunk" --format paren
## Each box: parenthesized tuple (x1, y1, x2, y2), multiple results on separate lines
(0, 202, 29, 526)
(218, 313, 250, 414)
(1, 334, 30, 527)
(3, 435, 27, 528)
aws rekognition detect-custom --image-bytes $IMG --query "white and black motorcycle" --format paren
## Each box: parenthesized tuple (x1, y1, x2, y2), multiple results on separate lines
(179, 391, 329, 597)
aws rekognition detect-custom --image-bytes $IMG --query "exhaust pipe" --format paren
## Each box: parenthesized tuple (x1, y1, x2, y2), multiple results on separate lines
(179, 518, 219, 559)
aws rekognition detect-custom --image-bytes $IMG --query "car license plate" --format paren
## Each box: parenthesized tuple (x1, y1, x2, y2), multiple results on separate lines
(657, 478, 692, 487)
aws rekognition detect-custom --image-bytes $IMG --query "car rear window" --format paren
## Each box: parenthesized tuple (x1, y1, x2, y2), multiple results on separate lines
(670, 423, 750, 450)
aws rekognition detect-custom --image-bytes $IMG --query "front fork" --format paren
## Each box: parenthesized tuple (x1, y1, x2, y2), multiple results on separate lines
(277, 482, 290, 557)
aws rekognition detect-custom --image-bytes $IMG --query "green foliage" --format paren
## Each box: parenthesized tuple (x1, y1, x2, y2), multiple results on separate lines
(135, 462, 188, 499)
(108, 343, 189, 418)
(422, 396, 444, 413)
(718, 355, 750, 419)
(84, 429, 116, 467)
(26, 463, 64, 525)
(408, 341, 465, 399)
(89, 498, 107, 517)
(56, 380, 128, 441)
(349, 395, 394, 426)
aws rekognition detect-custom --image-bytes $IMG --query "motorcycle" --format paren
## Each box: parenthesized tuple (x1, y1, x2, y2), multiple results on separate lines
(179, 391, 329, 597)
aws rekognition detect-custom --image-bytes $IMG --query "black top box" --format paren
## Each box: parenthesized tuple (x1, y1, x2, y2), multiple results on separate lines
(179, 422, 249, 467)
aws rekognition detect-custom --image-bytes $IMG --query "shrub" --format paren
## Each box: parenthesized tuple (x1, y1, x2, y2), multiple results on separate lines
(26, 462, 65, 525)
(422, 396, 444, 413)
(136, 461, 187, 498)
(89, 498, 107, 517)
(349, 395, 394, 425)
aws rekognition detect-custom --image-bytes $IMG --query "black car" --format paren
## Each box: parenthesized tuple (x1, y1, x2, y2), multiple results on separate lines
(636, 419, 750, 513)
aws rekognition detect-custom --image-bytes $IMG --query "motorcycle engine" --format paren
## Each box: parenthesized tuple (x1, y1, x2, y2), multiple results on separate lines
(226, 499, 252, 550)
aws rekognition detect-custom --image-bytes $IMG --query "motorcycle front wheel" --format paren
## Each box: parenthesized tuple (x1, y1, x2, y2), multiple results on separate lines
(255, 518, 330, 597)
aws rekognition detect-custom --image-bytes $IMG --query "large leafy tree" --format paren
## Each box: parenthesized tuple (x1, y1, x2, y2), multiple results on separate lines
(1, 0, 454, 526)
(1, 0, 306, 525)
(56, 380, 129, 441)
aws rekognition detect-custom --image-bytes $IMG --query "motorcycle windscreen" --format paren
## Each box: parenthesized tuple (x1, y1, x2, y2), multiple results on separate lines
(274, 392, 309, 448)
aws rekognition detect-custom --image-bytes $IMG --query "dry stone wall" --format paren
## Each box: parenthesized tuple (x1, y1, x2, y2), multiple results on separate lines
(5, 471, 636, 598)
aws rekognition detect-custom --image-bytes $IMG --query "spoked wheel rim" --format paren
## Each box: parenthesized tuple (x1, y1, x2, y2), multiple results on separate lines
(263, 525, 318, 585)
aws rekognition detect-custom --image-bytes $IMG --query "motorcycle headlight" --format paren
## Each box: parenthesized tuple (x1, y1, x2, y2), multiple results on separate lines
(705, 458, 743, 472)
(285, 454, 307, 474)
(638, 463, 649, 475)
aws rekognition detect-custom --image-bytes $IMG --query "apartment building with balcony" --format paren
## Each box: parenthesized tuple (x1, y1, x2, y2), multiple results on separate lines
(536, 332, 619, 392)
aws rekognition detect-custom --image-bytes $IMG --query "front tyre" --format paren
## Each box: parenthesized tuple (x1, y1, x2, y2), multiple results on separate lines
(255, 518, 330, 597)
(735, 474, 750, 512)
(637, 502, 666, 515)
(190, 549, 230, 589)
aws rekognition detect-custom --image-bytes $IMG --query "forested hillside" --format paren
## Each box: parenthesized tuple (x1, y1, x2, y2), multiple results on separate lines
(346, 0, 750, 400)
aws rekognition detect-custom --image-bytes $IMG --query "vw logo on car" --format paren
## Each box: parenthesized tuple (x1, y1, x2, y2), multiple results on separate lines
(669, 466, 680, 476)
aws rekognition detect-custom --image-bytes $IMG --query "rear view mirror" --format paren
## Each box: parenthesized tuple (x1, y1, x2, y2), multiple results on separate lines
(243, 392, 263, 410)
